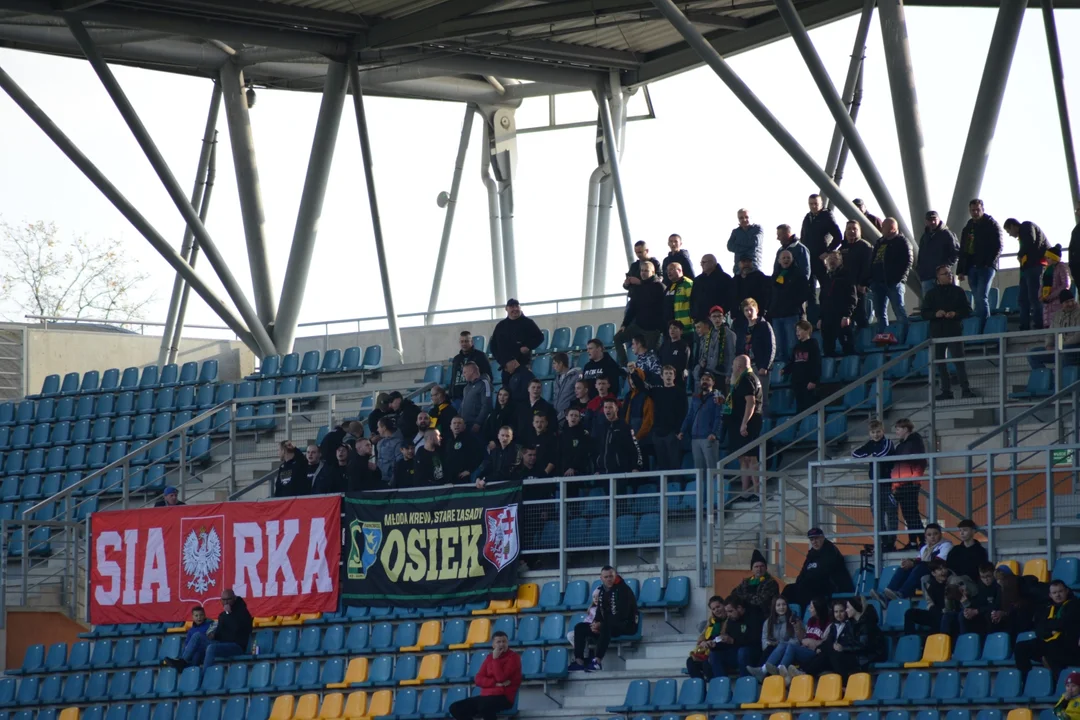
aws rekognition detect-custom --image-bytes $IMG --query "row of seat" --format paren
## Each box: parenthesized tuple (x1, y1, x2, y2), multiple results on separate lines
(33, 362, 219, 400)
(0, 464, 172, 508)
(0, 436, 212, 477)
(1, 409, 217, 453)
(249, 347, 383, 380)
(596, 709, 1045, 720)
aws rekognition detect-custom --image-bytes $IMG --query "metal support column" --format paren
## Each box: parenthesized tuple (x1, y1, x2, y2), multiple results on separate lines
(169, 132, 219, 364)
(822, 0, 873, 205)
(775, 0, 910, 242)
(65, 19, 276, 357)
(349, 59, 404, 364)
(593, 176, 614, 305)
(946, 0, 1027, 233)
(581, 165, 606, 308)
(597, 89, 635, 272)
(158, 82, 221, 368)
(648, 0, 880, 240)
(219, 60, 278, 330)
(0, 65, 258, 351)
(1043, 0, 1080, 210)
(274, 60, 349, 353)
(879, 0, 933, 244)
(497, 180, 518, 301)
(426, 105, 475, 324)
(481, 123, 506, 306)
(833, 64, 865, 188)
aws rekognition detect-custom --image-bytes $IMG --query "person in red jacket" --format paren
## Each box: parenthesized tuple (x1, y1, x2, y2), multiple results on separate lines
(450, 631, 522, 720)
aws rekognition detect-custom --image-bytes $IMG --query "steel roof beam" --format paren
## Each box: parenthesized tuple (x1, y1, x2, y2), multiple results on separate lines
(0, 23, 229, 66)
(112, 0, 369, 33)
(366, 0, 505, 48)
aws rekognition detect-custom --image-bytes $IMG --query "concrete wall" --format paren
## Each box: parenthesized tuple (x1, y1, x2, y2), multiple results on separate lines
(24, 327, 256, 393)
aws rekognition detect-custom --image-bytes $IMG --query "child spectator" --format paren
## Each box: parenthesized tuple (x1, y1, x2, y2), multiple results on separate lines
(557, 407, 592, 476)
(1041, 244, 1071, 328)
(889, 418, 928, 548)
(851, 419, 894, 555)
(650, 365, 689, 471)
(784, 320, 821, 413)
(659, 320, 692, 382)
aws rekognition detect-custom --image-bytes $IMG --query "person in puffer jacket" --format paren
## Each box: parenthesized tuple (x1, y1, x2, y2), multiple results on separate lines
(570, 567, 639, 672)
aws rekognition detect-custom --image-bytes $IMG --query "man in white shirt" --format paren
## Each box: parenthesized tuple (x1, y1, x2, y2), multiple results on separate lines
(875, 523, 953, 600)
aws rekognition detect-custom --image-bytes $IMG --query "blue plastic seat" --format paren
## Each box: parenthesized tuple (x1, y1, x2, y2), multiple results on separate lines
(357, 656, 393, 688)
(995, 285, 1019, 314)
(318, 348, 341, 373)
(878, 634, 923, 668)
(1016, 667, 1054, 703)
(137, 366, 159, 389)
(606, 679, 650, 713)
(95, 368, 119, 394)
(930, 670, 960, 702)
(968, 632, 1010, 666)
(173, 362, 197, 386)
(107, 671, 133, 700)
(83, 671, 109, 702)
(279, 353, 300, 376)
(175, 386, 196, 413)
(0, 403, 13, 428)
(159, 364, 179, 388)
(9, 425, 30, 450)
(98, 394, 120, 418)
(37, 674, 63, 706)
(986, 669, 1021, 704)
(854, 672, 901, 706)
(192, 385, 215, 411)
(896, 671, 931, 705)
(957, 670, 990, 704)
(38, 375, 61, 398)
(362, 345, 383, 369)
(29, 423, 51, 448)
(299, 350, 321, 374)
(55, 398, 76, 423)
(340, 347, 363, 372)
(1010, 368, 1053, 399)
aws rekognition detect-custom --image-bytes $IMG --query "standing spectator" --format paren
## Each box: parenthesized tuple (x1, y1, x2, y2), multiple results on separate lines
(516, 378, 557, 442)
(505, 353, 535, 408)
(529, 414, 558, 476)
(449, 632, 521, 720)
(947, 519, 989, 581)
(388, 391, 422, 439)
(567, 379, 591, 419)
(841, 220, 874, 329)
(428, 385, 457, 437)
(659, 320, 692, 382)
(1004, 217, 1050, 331)
(459, 363, 492, 435)
(665, 262, 695, 335)
(870, 218, 913, 336)
(851, 419, 895, 555)
(781, 528, 854, 606)
(822, 239, 860, 344)
(304, 443, 335, 495)
(724, 354, 764, 501)
(551, 352, 581, 423)
(489, 299, 544, 387)
(582, 338, 624, 393)
(737, 299, 775, 404)
(161, 605, 210, 669)
(394, 443, 419, 488)
(890, 418, 928, 548)
(444, 416, 484, 484)
(917, 210, 960, 297)
(347, 437, 383, 492)
(450, 331, 493, 402)
(1014, 581, 1080, 681)
(769, 249, 812, 363)
(615, 259, 666, 364)
(853, 198, 884, 231)
(482, 388, 516, 448)
(686, 596, 728, 681)
(695, 307, 737, 391)
(584, 377, 618, 439)
(629, 335, 662, 385)
(366, 393, 392, 437)
(785, 321, 821, 413)
(374, 417, 404, 483)
(593, 398, 643, 474)
(727, 208, 764, 273)
(650, 365, 688, 471)
(411, 411, 432, 451)
(734, 257, 771, 325)
(624, 240, 661, 290)
(877, 523, 952, 600)
(1029, 289, 1080, 369)
(622, 364, 655, 461)
(800, 194, 843, 285)
(414, 430, 446, 486)
(713, 597, 764, 677)
(318, 422, 348, 461)
(557, 407, 592, 476)
(730, 549, 781, 617)
(679, 372, 723, 471)
(569, 567, 639, 672)
(773, 224, 812, 281)
(327, 444, 351, 493)
(921, 265, 976, 400)
(477, 426, 521, 484)
(663, 233, 696, 279)
(957, 199, 1004, 328)
(690, 253, 734, 324)
(749, 595, 804, 680)
(1041, 244, 1071, 329)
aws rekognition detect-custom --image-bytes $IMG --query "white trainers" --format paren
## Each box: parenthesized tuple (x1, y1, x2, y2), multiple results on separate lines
(776, 665, 788, 678)
(764, 663, 779, 676)
(747, 666, 766, 682)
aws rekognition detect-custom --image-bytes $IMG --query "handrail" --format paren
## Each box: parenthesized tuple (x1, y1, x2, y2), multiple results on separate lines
(229, 466, 279, 501)
(967, 378, 1080, 450)
(809, 440, 1080, 478)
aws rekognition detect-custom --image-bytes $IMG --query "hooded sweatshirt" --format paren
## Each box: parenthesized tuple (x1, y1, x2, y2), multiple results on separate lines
(795, 538, 854, 596)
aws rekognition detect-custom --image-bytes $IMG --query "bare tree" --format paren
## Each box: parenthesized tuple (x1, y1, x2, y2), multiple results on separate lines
(0, 219, 153, 323)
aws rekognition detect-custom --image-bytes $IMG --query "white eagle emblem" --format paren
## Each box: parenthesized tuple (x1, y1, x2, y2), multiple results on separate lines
(182, 526, 222, 595)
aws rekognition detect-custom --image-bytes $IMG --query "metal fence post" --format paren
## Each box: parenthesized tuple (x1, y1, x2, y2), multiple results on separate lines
(1046, 449, 1056, 566)
(122, 459, 130, 510)
(872, 466, 881, 574)
(285, 397, 293, 440)
(778, 474, 787, 575)
(0, 520, 6, 627)
(985, 453, 995, 557)
(695, 470, 704, 587)
(179, 433, 188, 499)
(229, 402, 238, 495)
(558, 477, 567, 589)
(997, 338, 1006, 424)
(927, 454, 937, 524)
(608, 475, 617, 567)
(704, 469, 714, 588)
(21, 521, 29, 606)
(659, 474, 668, 583)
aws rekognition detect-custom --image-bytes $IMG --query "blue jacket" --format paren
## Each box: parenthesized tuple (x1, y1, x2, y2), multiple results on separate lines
(728, 224, 765, 272)
(681, 391, 723, 439)
(185, 621, 210, 646)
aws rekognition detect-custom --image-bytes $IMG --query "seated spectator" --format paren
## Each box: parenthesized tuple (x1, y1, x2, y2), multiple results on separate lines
(629, 334, 662, 385)
(876, 522, 952, 600)
(784, 320, 821, 413)
(794, 597, 885, 680)
(1040, 244, 1070, 328)
(781, 528, 854, 606)
(1029, 289, 1080, 369)
(557, 407, 591, 476)
(902, 558, 955, 634)
(694, 307, 736, 391)
(489, 298, 544, 387)
(995, 566, 1037, 639)
(940, 571, 982, 638)
(889, 418, 927, 548)
(624, 240, 660, 290)
(724, 354, 764, 501)
(444, 416, 484, 484)
(460, 362, 492, 436)
(593, 398, 643, 474)
(842, 220, 873, 328)
(690, 254, 734, 325)
(568, 586, 602, 650)
(584, 377, 618, 438)
(663, 233, 696, 279)
(552, 352, 582, 423)
(155, 486, 186, 507)
(415, 429, 445, 485)
(851, 419, 895, 555)
(273, 440, 308, 498)
(870, 218, 913, 337)
(736, 299, 775, 404)
(569, 566, 639, 672)
(615, 260, 666, 365)
(347, 437, 383, 492)
(769, 249, 812, 363)
(171, 590, 253, 671)
(956, 562, 1001, 637)
(450, 331, 493, 403)
(428, 385, 457, 436)
(775, 597, 832, 678)
(388, 391, 422, 438)
(659, 320, 692, 382)
(749, 595, 803, 680)
(664, 262, 695, 336)
(774, 224, 811, 282)
(712, 596, 763, 677)
(530, 414, 557, 476)
(394, 443, 419, 487)
(947, 519, 989, 581)
(517, 378, 557, 442)
(650, 365, 688, 471)
(1054, 671, 1080, 720)
(818, 251, 857, 357)
(727, 209, 764, 274)
(921, 265, 975, 400)
(686, 595, 728, 681)
(1015, 580, 1080, 680)
(734, 257, 771, 323)
(449, 631, 521, 720)
(482, 388, 515, 449)
(679, 372, 722, 471)
(476, 426, 521, 485)
(162, 605, 210, 669)
(731, 549, 780, 616)
(582, 338, 624, 394)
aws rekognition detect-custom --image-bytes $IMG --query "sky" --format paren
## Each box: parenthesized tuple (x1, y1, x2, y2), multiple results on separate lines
(0, 6, 1078, 344)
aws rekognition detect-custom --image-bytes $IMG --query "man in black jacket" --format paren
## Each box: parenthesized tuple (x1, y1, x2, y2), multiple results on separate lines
(569, 567, 639, 672)
(202, 590, 253, 669)
(818, 253, 857, 357)
(715, 596, 764, 676)
(557, 408, 591, 476)
(733, 257, 771, 329)
(624, 240, 661, 291)
(947, 519, 989, 581)
(444, 416, 483, 483)
(781, 528, 855, 606)
(650, 365, 689, 470)
(347, 437, 384, 492)
(917, 211, 960, 297)
(769, 249, 812, 363)
(920, 265, 975, 400)
(615, 259, 666, 365)
(389, 392, 422, 440)
(1004, 218, 1050, 331)
(842, 221, 874, 329)
(489, 299, 545, 387)
(449, 331, 493, 403)
(690, 254, 734, 324)
(659, 321, 692, 382)
(277, 442, 311, 496)
(801, 194, 843, 286)
(593, 399, 643, 474)
(957, 199, 1003, 329)
(1014, 580, 1080, 680)
(870, 218, 914, 337)
(581, 339, 624, 394)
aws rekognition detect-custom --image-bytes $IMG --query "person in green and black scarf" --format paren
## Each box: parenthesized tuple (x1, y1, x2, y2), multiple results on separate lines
(693, 306, 737, 392)
(730, 549, 780, 617)
(686, 595, 728, 680)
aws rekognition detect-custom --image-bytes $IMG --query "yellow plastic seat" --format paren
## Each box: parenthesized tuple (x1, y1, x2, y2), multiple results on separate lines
(768, 713, 793, 720)
(270, 695, 296, 720)
(1023, 558, 1050, 583)
(401, 654, 442, 687)
(449, 618, 491, 649)
(743, 675, 786, 709)
(771, 674, 814, 708)
(167, 621, 192, 634)
(359, 690, 392, 720)
(59, 709, 79, 720)
(342, 692, 369, 720)
(1000, 560, 1020, 576)
(401, 621, 442, 652)
(905, 633, 952, 668)
(254, 616, 284, 628)
(293, 694, 319, 720)
(473, 599, 514, 615)
(328, 658, 369, 689)
(318, 693, 345, 720)
(1006, 710, 1033, 720)
(495, 583, 539, 614)
(829, 673, 872, 706)
(685, 715, 708, 720)
(281, 614, 318, 626)
(797, 673, 843, 707)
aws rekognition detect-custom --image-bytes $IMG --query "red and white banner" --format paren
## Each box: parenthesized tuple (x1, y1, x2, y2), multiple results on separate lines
(90, 497, 341, 624)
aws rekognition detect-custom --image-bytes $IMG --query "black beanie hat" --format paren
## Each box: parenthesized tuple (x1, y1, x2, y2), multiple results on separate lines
(751, 549, 767, 568)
